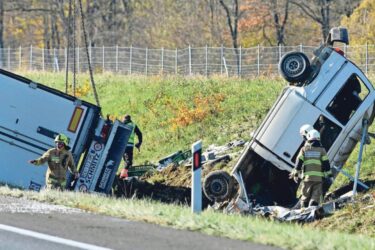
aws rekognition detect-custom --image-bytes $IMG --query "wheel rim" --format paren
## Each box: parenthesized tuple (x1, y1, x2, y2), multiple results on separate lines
(283, 55, 306, 77)
(210, 178, 227, 196)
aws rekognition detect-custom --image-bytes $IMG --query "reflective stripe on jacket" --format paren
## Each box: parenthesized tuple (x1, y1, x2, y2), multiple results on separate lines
(296, 141, 330, 182)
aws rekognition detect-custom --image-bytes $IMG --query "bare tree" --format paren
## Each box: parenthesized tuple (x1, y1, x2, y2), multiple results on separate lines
(219, 0, 245, 75)
(266, 0, 290, 45)
(291, 0, 360, 41)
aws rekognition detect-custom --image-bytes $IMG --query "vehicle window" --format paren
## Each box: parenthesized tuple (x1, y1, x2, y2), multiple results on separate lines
(326, 74, 369, 125)
(291, 115, 342, 163)
(314, 116, 342, 151)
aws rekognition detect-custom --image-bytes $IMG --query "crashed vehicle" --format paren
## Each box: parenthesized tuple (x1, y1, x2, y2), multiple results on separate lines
(203, 27, 375, 208)
(0, 69, 132, 194)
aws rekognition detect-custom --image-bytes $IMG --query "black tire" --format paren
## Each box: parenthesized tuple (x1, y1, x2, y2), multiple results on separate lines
(203, 170, 234, 202)
(279, 51, 311, 83)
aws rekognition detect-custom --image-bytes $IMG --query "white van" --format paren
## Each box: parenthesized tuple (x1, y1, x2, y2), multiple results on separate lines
(203, 27, 375, 207)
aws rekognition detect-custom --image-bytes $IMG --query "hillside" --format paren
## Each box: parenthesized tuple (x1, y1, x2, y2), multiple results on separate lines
(19, 72, 375, 238)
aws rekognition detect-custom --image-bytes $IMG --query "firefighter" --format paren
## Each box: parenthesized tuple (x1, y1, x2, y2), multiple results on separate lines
(290, 129, 332, 207)
(29, 133, 79, 190)
(120, 114, 143, 179)
(299, 124, 313, 141)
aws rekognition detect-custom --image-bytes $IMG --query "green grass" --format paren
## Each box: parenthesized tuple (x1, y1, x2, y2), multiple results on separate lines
(9, 72, 374, 247)
(0, 186, 374, 250)
(20, 72, 284, 164)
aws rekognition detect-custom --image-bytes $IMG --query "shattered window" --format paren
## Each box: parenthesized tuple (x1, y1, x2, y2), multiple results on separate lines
(314, 116, 342, 151)
(326, 74, 369, 125)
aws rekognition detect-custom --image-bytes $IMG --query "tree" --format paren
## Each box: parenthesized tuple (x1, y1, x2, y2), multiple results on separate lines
(219, 0, 244, 75)
(341, 0, 375, 45)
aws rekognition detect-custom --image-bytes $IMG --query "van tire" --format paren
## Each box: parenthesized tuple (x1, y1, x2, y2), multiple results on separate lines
(279, 52, 310, 83)
(203, 170, 234, 202)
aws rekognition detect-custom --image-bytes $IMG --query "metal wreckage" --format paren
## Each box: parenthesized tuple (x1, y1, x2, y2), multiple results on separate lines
(202, 27, 374, 222)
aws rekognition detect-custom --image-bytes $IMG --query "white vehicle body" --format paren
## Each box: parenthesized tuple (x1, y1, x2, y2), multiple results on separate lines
(0, 69, 131, 193)
(231, 48, 375, 206)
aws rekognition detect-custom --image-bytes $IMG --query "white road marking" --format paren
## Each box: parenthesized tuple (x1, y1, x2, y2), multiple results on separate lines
(0, 224, 112, 250)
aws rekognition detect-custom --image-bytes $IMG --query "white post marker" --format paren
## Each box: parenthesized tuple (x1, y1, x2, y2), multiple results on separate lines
(191, 140, 202, 213)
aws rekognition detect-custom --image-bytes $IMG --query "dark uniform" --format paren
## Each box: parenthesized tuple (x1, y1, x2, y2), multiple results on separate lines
(292, 140, 331, 207)
(122, 115, 142, 170)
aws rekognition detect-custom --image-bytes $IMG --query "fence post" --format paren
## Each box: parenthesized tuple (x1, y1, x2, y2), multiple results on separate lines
(145, 47, 148, 76)
(129, 46, 132, 74)
(278, 44, 282, 62)
(365, 42, 368, 75)
(29, 45, 33, 71)
(189, 45, 192, 76)
(42, 48, 45, 71)
(175, 48, 178, 74)
(220, 44, 223, 75)
(161, 47, 164, 74)
(77, 47, 80, 73)
(102, 46, 105, 73)
(64, 47, 67, 73)
(257, 44, 260, 76)
(344, 44, 347, 56)
(116, 45, 119, 72)
(8, 47, 10, 70)
(54, 48, 59, 72)
(239, 46, 242, 77)
(89, 45, 92, 64)
(19, 46, 22, 70)
(205, 45, 208, 77)
(300, 43, 303, 52)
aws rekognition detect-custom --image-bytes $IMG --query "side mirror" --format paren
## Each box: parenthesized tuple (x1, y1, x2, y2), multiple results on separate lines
(326, 27, 349, 46)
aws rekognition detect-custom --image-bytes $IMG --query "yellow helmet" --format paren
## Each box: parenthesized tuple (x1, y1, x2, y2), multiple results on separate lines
(54, 134, 70, 146)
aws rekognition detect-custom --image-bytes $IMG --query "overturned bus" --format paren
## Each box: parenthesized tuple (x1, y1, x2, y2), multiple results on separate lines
(203, 27, 375, 207)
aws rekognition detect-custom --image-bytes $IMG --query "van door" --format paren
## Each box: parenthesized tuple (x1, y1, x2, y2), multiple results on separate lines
(254, 88, 322, 166)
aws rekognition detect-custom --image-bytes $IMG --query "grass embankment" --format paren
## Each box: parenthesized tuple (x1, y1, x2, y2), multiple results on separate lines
(3, 72, 374, 248)
(0, 186, 374, 250)
(21, 72, 283, 164)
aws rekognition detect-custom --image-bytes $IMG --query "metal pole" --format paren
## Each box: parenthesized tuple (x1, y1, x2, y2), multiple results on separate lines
(344, 44, 347, 57)
(29, 45, 33, 71)
(239, 46, 242, 77)
(257, 44, 260, 76)
(278, 44, 282, 62)
(205, 45, 208, 77)
(7, 47, 10, 70)
(189, 45, 192, 76)
(102, 46, 105, 73)
(175, 48, 178, 75)
(42, 48, 45, 71)
(365, 43, 368, 75)
(77, 47, 80, 73)
(19, 46, 22, 70)
(145, 47, 148, 76)
(300, 43, 303, 52)
(64, 47, 67, 73)
(129, 46, 132, 74)
(191, 140, 202, 213)
(116, 45, 119, 72)
(220, 45, 223, 75)
(161, 47, 164, 74)
(353, 119, 368, 196)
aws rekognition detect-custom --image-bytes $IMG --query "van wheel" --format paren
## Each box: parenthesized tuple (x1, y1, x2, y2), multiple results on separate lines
(279, 52, 310, 83)
(203, 170, 234, 202)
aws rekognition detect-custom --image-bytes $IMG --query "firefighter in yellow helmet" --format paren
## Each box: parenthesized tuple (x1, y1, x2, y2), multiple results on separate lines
(289, 129, 332, 207)
(29, 134, 79, 190)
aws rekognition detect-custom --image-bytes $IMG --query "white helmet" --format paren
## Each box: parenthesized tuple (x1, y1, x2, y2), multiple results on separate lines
(299, 124, 313, 138)
(307, 129, 320, 141)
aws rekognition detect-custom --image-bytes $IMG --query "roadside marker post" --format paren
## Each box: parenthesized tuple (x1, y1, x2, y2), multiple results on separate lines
(191, 140, 202, 213)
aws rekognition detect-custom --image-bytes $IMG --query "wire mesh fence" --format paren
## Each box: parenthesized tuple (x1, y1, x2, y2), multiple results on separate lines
(0, 44, 374, 77)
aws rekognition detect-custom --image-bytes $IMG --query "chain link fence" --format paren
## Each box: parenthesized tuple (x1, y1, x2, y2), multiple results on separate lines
(0, 44, 374, 77)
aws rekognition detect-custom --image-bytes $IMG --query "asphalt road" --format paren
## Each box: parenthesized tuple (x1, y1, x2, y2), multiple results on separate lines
(0, 195, 280, 250)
